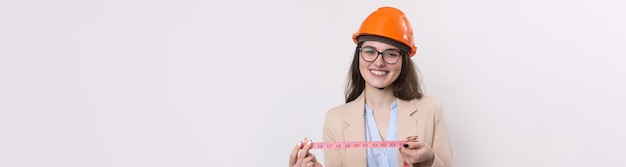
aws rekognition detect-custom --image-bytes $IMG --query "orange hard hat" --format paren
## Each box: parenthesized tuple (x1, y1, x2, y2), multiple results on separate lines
(353, 7, 418, 57)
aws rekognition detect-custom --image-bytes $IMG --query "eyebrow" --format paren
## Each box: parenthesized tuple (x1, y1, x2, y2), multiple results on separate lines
(362, 45, 401, 52)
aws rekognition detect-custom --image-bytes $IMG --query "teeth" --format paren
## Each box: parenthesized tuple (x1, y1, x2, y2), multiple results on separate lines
(371, 70, 386, 75)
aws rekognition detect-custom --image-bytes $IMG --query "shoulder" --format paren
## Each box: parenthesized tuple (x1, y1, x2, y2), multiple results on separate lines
(324, 101, 353, 121)
(323, 99, 362, 126)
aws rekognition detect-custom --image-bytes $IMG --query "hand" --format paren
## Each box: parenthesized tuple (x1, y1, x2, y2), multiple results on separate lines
(399, 136, 435, 166)
(289, 138, 323, 167)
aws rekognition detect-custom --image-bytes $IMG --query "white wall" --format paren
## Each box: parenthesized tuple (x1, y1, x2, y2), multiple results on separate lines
(1, 0, 625, 166)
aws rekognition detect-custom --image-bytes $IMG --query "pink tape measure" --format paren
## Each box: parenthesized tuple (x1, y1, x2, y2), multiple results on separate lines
(301, 140, 412, 167)
(308, 140, 407, 149)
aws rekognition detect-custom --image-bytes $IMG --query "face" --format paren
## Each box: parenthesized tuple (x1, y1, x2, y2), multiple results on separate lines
(359, 41, 403, 89)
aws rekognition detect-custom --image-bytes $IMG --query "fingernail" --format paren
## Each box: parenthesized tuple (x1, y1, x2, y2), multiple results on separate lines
(307, 140, 312, 146)
(403, 144, 409, 148)
(297, 141, 302, 148)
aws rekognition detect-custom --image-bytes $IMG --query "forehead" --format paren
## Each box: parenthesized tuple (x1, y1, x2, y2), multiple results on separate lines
(362, 41, 399, 50)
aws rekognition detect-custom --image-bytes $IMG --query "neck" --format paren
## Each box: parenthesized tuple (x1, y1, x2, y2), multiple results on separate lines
(364, 86, 396, 109)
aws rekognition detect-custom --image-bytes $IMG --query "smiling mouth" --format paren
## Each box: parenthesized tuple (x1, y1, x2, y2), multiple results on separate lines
(370, 69, 388, 77)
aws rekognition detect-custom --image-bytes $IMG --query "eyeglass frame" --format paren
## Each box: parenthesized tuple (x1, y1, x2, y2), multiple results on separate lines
(358, 46, 406, 65)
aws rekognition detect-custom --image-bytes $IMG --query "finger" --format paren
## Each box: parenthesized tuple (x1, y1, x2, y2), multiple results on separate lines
(306, 153, 317, 162)
(407, 136, 418, 142)
(303, 153, 316, 163)
(299, 155, 313, 167)
(399, 146, 419, 164)
(399, 149, 416, 165)
(306, 161, 314, 167)
(298, 140, 312, 162)
(403, 141, 424, 149)
(289, 142, 303, 166)
(400, 144, 415, 154)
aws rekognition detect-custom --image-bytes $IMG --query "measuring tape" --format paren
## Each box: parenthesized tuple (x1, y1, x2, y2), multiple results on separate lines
(302, 140, 412, 167)
(307, 141, 407, 149)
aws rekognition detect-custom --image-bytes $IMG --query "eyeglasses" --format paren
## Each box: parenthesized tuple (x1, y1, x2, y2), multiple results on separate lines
(358, 46, 404, 64)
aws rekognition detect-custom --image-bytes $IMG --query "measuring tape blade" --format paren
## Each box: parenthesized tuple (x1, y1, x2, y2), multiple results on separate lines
(308, 141, 406, 149)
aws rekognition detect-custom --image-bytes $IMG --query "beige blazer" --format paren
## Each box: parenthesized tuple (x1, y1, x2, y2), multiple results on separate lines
(322, 94, 453, 167)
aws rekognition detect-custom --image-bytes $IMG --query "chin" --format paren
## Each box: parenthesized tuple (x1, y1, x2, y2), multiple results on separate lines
(368, 83, 391, 89)
(364, 77, 394, 89)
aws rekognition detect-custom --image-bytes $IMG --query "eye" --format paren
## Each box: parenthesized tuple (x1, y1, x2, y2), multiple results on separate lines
(383, 50, 401, 57)
(361, 47, 377, 55)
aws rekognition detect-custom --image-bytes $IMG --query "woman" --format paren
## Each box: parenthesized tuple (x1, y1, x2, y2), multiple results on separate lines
(289, 6, 453, 167)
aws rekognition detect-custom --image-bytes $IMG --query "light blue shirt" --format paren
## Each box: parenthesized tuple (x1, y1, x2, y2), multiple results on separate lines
(364, 100, 399, 167)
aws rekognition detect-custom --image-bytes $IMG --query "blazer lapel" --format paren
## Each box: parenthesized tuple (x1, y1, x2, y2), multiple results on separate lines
(396, 98, 419, 166)
(396, 98, 419, 140)
(343, 94, 367, 167)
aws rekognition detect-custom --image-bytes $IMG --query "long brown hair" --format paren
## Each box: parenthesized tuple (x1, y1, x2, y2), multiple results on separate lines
(344, 42, 423, 103)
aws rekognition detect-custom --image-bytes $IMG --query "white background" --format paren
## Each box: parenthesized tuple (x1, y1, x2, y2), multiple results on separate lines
(1, 0, 626, 166)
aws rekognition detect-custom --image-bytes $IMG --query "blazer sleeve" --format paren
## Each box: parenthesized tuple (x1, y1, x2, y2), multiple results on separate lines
(323, 110, 343, 167)
(421, 102, 454, 167)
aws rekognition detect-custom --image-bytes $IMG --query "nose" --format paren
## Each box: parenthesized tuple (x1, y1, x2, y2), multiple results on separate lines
(373, 54, 386, 67)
